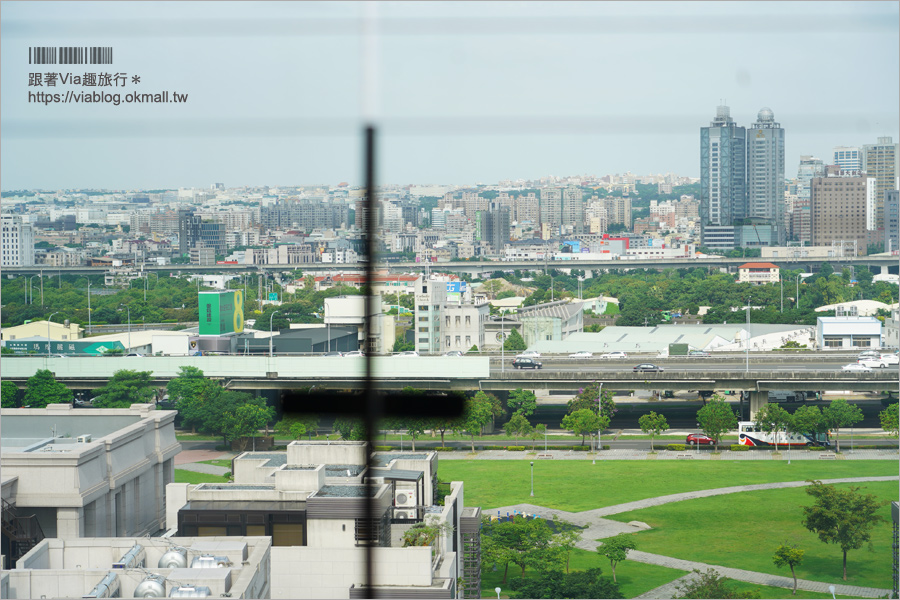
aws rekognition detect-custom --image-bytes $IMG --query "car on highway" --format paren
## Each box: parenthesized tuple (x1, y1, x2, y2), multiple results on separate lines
(600, 351, 627, 359)
(633, 363, 664, 373)
(444, 351, 464, 357)
(569, 351, 593, 359)
(124, 353, 145, 358)
(686, 433, 714, 446)
(516, 351, 542, 358)
(342, 350, 366, 357)
(841, 363, 872, 373)
(394, 351, 419, 358)
(858, 350, 881, 360)
(858, 355, 896, 368)
(322, 351, 343, 357)
(512, 357, 542, 369)
(880, 353, 900, 365)
(688, 350, 710, 357)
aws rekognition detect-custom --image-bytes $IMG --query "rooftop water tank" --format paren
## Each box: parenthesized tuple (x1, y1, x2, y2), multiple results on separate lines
(190, 555, 231, 569)
(168, 586, 212, 598)
(133, 574, 166, 598)
(158, 547, 188, 569)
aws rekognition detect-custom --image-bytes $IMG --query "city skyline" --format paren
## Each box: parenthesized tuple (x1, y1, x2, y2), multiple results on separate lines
(1, 1, 898, 190)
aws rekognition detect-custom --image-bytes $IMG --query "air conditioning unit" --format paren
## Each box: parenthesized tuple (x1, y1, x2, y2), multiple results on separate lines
(76, 434, 92, 443)
(394, 489, 416, 508)
(394, 509, 416, 520)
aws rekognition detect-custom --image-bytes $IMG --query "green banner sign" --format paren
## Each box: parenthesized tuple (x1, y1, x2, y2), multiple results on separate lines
(4, 340, 126, 355)
(199, 290, 244, 336)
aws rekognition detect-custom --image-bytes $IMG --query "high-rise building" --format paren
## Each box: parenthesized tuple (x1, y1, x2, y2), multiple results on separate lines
(810, 173, 869, 256)
(885, 189, 900, 254)
(832, 146, 861, 173)
(796, 156, 826, 200)
(700, 105, 747, 249)
(561, 186, 585, 234)
(539, 188, 562, 234)
(747, 108, 785, 244)
(480, 202, 511, 253)
(1, 214, 34, 267)
(862, 136, 899, 229)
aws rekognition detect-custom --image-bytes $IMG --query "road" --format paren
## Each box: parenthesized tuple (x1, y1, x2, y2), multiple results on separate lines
(491, 357, 898, 373)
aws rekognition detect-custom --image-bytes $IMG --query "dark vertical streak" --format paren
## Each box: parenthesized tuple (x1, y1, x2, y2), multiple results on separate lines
(363, 125, 379, 597)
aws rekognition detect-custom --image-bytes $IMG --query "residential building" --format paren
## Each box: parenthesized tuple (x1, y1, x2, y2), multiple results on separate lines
(2, 536, 271, 599)
(561, 186, 585, 234)
(737, 262, 780, 285)
(601, 196, 632, 228)
(885, 189, 900, 253)
(539, 188, 562, 234)
(1, 404, 180, 562)
(189, 246, 216, 265)
(862, 136, 900, 228)
(747, 108, 785, 244)
(1, 215, 35, 267)
(178, 210, 226, 255)
(441, 302, 489, 353)
(479, 202, 510, 254)
(809, 172, 869, 255)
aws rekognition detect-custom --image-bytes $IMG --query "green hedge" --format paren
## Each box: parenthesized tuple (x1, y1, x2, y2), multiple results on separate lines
(434, 447, 454, 452)
(807, 446, 827, 451)
(730, 445, 750, 451)
(373, 446, 392, 451)
(666, 444, 687, 451)
(507, 446, 526, 451)
(571, 446, 590, 452)
(852, 444, 898, 449)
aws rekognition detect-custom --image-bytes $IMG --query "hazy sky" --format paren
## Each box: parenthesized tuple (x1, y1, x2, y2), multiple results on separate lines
(1, 1, 898, 190)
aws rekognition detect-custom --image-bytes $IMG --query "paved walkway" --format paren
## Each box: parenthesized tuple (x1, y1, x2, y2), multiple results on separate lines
(177, 462, 231, 475)
(174, 448, 234, 465)
(438, 448, 897, 460)
(486, 476, 898, 599)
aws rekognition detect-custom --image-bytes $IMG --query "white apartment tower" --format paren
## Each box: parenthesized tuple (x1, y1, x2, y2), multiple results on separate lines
(1, 214, 35, 267)
(747, 107, 786, 245)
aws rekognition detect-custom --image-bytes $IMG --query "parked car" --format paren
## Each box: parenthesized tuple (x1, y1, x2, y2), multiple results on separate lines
(516, 351, 542, 358)
(686, 433, 714, 446)
(512, 357, 542, 369)
(600, 351, 627, 359)
(688, 350, 710, 357)
(842, 363, 872, 372)
(394, 351, 419, 357)
(569, 351, 593, 359)
(633, 363, 664, 373)
(444, 351, 464, 357)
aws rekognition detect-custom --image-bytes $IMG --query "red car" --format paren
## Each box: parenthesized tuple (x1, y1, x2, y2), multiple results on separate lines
(686, 433, 714, 446)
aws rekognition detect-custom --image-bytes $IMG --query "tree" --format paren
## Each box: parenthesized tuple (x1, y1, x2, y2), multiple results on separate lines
(801, 480, 886, 580)
(177, 378, 223, 434)
(456, 392, 494, 452)
(821, 398, 864, 452)
(2, 380, 20, 408)
(91, 369, 155, 408)
(638, 411, 669, 451)
(222, 403, 271, 449)
(166, 366, 211, 432)
(528, 423, 548, 451)
(567, 383, 617, 421)
(596, 533, 637, 583)
(468, 344, 479, 354)
(675, 568, 761, 599)
(791, 405, 826, 444)
(772, 543, 805, 595)
(507, 388, 538, 417)
(333, 417, 367, 441)
(509, 568, 623, 599)
(696, 395, 738, 450)
(24, 369, 73, 408)
(503, 328, 527, 352)
(879, 402, 899, 438)
(561, 408, 607, 447)
(553, 519, 583, 574)
(753, 403, 793, 453)
(504, 412, 532, 445)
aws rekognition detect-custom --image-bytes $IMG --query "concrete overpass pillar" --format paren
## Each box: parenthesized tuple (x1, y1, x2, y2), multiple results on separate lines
(881, 265, 889, 275)
(749, 391, 767, 421)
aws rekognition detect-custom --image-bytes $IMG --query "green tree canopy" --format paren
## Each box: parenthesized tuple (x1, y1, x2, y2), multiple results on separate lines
(528, 423, 548, 451)
(596, 533, 637, 583)
(561, 408, 607, 447)
(567, 383, 617, 421)
(503, 328, 527, 352)
(24, 369, 73, 408)
(456, 391, 494, 453)
(638, 411, 669, 451)
(753, 403, 793, 452)
(507, 388, 538, 417)
(481, 515, 563, 581)
(879, 402, 898, 438)
(222, 403, 272, 449)
(821, 399, 864, 452)
(696, 395, 738, 450)
(772, 543, 805, 595)
(2, 380, 21, 408)
(801, 480, 886, 580)
(509, 568, 623, 599)
(676, 568, 761, 599)
(504, 412, 532, 445)
(791, 405, 826, 442)
(91, 369, 155, 408)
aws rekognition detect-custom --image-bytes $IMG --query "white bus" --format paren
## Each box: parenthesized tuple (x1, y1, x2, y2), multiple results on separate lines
(737, 421, 830, 448)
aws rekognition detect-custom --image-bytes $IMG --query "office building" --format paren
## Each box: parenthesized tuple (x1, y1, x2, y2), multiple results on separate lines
(885, 189, 900, 253)
(862, 136, 900, 229)
(479, 202, 510, 253)
(1, 215, 34, 267)
(833, 146, 862, 173)
(747, 108, 785, 244)
(700, 105, 747, 249)
(809, 172, 869, 256)
(561, 186, 585, 234)
(539, 188, 563, 235)
(178, 210, 226, 256)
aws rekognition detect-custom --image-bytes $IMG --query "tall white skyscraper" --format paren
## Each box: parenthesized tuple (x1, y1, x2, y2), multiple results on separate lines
(1, 214, 34, 267)
(747, 108, 786, 244)
(832, 146, 862, 174)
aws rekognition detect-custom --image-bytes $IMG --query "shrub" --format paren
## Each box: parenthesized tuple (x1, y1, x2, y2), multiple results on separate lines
(730, 445, 750, 451)
(434, 446, 454, 452)
(807, 446, 826, 451)
(602, 445, 610, 450)
(373, 445, 392, 451)
(571, 446, 590, 452)
(666, 444, 686, 451)
(507, 446, 526, 451)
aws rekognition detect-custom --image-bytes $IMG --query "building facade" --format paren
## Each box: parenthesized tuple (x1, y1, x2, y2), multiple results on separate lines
(809, 173, 869, 256)
(1, 215, 35, 267)
(700, 105, 747, 249)
(737, 262, 780, 285)
(747, 108, 785, 245)
(885, 189, 900, 253)
(862, 136, 899, 229)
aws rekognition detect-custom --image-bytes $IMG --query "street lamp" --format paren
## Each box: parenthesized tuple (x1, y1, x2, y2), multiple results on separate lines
(745, 298, 751, 373)
(47, 312, 59, 356)
(495, 587, 502, 600)
(28, 275, 40, 305)
(119, 304, 131, 353)
(795, 272, 812, 309)
(269, 310, 281, 357)
(530, 461, 534, 497)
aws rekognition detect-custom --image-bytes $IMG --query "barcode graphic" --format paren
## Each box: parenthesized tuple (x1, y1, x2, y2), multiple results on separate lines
(29, 46, 113, 65)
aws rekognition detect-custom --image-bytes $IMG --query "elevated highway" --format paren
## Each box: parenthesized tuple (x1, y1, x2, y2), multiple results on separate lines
(3, 357, 895, 396)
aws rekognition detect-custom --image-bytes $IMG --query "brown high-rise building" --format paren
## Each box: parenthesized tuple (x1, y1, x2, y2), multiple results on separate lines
(809, 173, 869, 256)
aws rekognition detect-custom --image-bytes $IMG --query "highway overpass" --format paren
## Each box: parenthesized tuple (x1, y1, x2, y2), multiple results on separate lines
(3, 356, 895, 396)
(2, 255, 898, 277)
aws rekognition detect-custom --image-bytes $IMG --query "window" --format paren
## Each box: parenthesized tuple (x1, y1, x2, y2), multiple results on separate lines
(272, 523, 304, 547)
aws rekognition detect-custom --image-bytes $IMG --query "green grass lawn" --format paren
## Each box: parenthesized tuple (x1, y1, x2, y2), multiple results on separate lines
(728, 580, 859, 599)
(440, 460, 897, 513)
(173, 469, 230, 484)
(605, 482, 898, 590)
(198, 459, 233, 468)
(481, 547, 687, 598)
